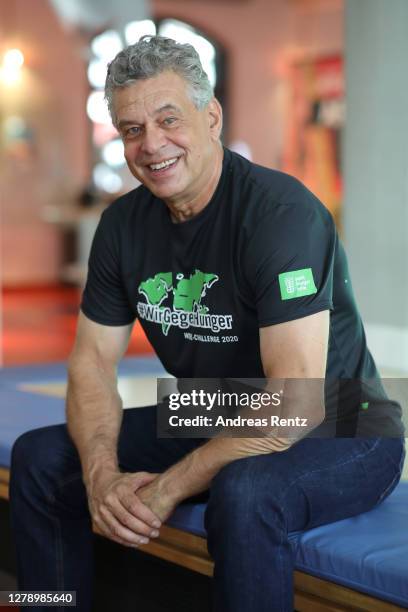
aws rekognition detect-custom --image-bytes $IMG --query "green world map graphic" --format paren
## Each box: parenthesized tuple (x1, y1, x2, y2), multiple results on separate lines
(138, 269, 219, 335)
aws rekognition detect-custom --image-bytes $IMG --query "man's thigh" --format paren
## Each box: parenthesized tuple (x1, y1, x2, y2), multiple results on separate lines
(280, 436, 405, 531)
(208, 436, 405, 533)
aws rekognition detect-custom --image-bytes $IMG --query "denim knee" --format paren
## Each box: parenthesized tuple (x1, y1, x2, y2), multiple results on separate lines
(10, 425, 71, 499)
(205, 456, 285, 535)
(12, 426, 59, 471)
(210, 458, 256, 508)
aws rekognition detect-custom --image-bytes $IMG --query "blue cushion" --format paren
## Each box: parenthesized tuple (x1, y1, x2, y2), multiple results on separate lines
(167, 502, 207, 537)
(167, 483, 408, 607)
(290, 483, 408, 607)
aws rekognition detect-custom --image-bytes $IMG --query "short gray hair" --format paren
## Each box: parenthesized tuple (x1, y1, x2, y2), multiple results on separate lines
(105, 35, 214, 125)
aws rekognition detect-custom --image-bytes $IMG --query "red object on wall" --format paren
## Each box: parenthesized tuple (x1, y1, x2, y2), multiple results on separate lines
(2, 286, 154, 366)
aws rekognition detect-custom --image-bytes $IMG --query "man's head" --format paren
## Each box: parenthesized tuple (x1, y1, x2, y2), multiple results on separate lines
(105, 36, 223, 204)
(105, 35, 214, 124)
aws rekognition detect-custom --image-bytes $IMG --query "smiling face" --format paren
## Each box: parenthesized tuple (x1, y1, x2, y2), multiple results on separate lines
(113, 70, 222, 206)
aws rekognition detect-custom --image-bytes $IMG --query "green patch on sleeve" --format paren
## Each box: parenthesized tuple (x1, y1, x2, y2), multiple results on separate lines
(278, 268, 317, 300)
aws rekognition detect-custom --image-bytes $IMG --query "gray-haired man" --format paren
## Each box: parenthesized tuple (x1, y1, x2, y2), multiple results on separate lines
(10, 36, 405, 611)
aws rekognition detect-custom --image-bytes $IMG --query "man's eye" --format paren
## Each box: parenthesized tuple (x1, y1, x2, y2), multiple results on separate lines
(163, 117, 177, 126)
(126, 126, 141, 137)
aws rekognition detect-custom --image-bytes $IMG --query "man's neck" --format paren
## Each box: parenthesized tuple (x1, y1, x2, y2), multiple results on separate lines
(167, 143, 224, 223)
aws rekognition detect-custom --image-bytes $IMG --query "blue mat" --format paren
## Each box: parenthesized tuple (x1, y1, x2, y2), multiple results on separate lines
(166, 484, 408, 607)
(0, 355, 166, 466)
(0, 356, 165, 388)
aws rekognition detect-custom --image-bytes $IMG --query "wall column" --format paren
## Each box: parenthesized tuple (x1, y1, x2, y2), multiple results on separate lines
(343, 0, 408, 373)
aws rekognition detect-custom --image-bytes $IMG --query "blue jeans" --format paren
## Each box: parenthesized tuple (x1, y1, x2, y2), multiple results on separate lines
(10, 406, 405, 612)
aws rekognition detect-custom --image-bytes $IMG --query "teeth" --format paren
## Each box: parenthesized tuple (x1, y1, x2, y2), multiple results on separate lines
(149, 157, 178, 171)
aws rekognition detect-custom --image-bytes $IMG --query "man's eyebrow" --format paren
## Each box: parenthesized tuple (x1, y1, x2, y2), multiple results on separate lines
(117, 119, 138, 130)
(154, 103, 182, 115)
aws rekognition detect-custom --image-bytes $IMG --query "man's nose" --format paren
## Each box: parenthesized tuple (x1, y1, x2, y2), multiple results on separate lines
(140, 126, 166, 155)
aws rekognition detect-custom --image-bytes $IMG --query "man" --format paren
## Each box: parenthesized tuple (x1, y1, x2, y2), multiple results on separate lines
(10, 36, 405, 611)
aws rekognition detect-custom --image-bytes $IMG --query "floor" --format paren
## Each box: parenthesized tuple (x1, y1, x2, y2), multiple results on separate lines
(2, 285, 154, 366)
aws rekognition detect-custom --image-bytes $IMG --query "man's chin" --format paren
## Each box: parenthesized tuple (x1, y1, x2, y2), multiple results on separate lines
(138, 174, 180, 199)
(146, 182, 181, 202)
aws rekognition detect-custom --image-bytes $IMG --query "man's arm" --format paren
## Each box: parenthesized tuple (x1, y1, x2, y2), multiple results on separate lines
(67, 312, 129, 480)
(67, 312, 162, 547)
(137, 310, 329, 518)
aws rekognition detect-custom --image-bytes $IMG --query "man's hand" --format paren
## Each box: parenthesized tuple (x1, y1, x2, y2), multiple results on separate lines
(137, 476, 178, 523)
(87, 470, 163, 548)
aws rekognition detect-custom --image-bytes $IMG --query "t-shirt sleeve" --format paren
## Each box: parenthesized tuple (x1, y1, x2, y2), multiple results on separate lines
(243, 196, 336, 327)
(80, 209, 135, 326)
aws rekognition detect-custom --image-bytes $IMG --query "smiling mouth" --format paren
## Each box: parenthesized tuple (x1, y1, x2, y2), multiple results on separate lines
(148, 157, 180, 173)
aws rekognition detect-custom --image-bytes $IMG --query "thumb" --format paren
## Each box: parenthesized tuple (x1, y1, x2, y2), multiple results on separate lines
(130, 471, 159, 490)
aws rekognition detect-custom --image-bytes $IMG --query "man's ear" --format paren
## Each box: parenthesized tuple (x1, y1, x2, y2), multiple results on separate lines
(207, 98, 223, 140)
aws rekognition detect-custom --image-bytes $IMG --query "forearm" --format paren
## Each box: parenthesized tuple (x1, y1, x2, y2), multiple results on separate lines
(66, 357, 123, 487)
(156, 435, 291, 505)
(157, 380, 325, 505)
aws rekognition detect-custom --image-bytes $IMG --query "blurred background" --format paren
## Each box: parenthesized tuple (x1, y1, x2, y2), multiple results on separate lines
(0, 0, 407, 373)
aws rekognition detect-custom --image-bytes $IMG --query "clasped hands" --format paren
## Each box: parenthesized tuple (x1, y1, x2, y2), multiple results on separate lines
(88, 470, 177, 548)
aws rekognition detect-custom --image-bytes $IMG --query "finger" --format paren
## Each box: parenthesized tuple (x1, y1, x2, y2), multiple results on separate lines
(112, 498, 160, 538)
(93, 514, 135, 548)
(128, 472, 158, 490)
(99, 505, 150, 547)
(99, 505, 150, 546)
(121, 494, 162, 529)
(105, 491, 159, 534)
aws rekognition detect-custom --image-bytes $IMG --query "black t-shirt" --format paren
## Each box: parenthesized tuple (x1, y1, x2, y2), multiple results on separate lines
(81, 148, 404, 436)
